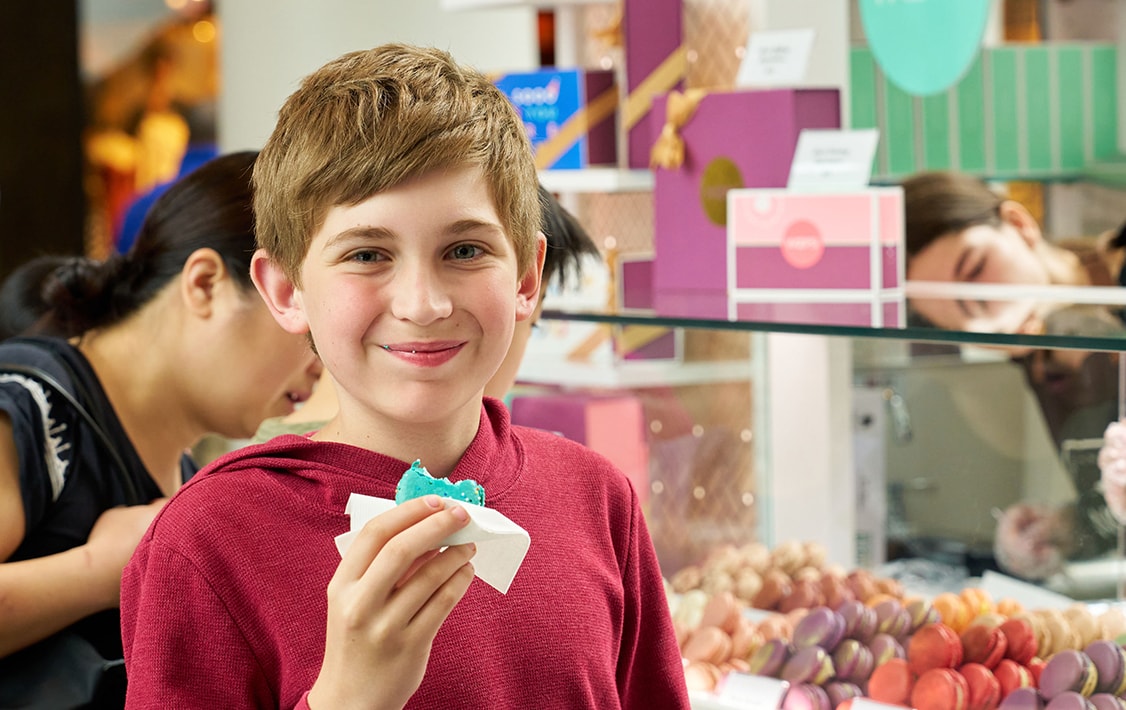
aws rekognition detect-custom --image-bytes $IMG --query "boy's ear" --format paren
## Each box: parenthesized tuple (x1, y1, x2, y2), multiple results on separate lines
(180, 248, 227, 318)
(999, 200, 1043, 248)
(515, 233, 547, 322)
(250, 249, 311, 334)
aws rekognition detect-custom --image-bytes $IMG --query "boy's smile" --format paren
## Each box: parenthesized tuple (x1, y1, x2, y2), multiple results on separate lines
(255, 164, 543, 458)
(379, 340, 465, 367)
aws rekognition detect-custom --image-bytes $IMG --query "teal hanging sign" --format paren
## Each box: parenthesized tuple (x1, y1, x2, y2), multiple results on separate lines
(859, 0, 991, 97)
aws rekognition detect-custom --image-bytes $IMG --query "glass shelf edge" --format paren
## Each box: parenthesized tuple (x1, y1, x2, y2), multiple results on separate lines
(442, 0, 610, 10)
(516, 359, 750, 388)
(537, 168, 654, 193)
(539, 309, 1126, 353)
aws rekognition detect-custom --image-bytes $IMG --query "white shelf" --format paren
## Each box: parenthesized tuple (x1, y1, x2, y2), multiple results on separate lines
(441, 0, 610, 9)
(516, 359, 751, 389)
(538, 168, 655, 193)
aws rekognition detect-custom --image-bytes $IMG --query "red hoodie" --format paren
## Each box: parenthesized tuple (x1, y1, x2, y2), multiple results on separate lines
(121, 399, 689, 709)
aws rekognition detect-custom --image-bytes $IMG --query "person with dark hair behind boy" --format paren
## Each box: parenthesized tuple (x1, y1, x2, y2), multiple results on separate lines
(0, 255, 72, 341)
(121, 44, 689, 709)
(0, 151, 322, 708)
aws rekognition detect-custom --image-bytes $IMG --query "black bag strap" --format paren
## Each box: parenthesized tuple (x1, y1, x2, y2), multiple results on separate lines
(0, 362, 142, 506)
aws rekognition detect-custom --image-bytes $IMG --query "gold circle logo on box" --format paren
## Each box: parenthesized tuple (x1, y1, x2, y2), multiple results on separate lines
(699, 157, 744, 227)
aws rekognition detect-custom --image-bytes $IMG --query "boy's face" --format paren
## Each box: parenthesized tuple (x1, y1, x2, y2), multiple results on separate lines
(255, 165, 543, 430)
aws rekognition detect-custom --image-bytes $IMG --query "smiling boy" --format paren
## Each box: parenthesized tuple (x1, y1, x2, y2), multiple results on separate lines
(120, 44, 689, 709)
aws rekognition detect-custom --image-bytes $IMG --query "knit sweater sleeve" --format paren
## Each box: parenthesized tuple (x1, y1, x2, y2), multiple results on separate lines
(616, 482, 691, 709)
(122, 536, 283, 709)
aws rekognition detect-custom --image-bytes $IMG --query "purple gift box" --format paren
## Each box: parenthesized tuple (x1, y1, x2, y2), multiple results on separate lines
(651, 88, 841, 318)
(622, 0, 684, 169)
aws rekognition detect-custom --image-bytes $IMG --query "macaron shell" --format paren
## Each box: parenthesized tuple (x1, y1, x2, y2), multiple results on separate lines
(1039, 650, 1097, 700)
(1044, 691, 1096, 710)
(1084, 641, 1126, 695)
(1090, 694, 1126, 710)
(781, 645, 835, 685)
(832, 639, 874, 683)
(912, 667, 969, 710)
(999, 686, 1046, 710)
(793, 606, 846, 651)
(961, 662, 1002, 710)
(908, 622, 964, 676)
(963, 623, 1010, 670)
(837, 600, 878, 644)
(824, 681, 863, 708)
(781, 682, 831, 710)
(747, 638, 791, 678)
(868, 657, 914, 706)
(995, 658, 1035, 697)
(681, 625, 732, 665)
(1001, 618, 1040, 665)
(870, 632, 906, 667)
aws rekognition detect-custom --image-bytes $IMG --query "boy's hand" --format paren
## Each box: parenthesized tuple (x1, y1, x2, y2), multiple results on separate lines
(309, 494, 476, 710)
(84, 498, 168, 608)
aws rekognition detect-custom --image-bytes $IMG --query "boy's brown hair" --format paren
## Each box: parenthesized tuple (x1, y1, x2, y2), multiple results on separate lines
(253, 44, 541, 284)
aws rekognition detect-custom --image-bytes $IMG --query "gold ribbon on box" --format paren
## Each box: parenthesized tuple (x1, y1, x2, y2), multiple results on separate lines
(534, 84, 620, 170)
(621, 44, 689, 132)
(649, 88, 707, 170)
(591, 5, 623, 48)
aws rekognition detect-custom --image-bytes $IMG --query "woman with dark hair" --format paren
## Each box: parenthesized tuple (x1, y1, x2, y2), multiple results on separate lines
(903, 170, 1126, 333)
(0, 151, 322, 707)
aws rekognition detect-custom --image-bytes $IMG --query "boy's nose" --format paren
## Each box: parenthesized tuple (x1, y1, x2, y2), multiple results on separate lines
(389, 264, 453, 325)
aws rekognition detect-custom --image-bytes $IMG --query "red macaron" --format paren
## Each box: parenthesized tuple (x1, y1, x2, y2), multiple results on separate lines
(999, 618, 1038, 665)
(961, 662, 1002, 710)
(962, 623, 1010, 670)
(912, 667, 970, 710)
(909, 622, 964, 676)
(868, 657, 915, 706)
(995, 658, 1035, 697)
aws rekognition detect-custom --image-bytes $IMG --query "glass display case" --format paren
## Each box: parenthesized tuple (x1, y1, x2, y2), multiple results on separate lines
(525, 288, 1126, 604)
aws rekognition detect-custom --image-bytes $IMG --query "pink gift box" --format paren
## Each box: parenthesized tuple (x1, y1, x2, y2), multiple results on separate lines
(725, 188, 904, 327)
(510, 393, 650, 504)
(651, 88, 841, 318)
(622, 0, 684, 169)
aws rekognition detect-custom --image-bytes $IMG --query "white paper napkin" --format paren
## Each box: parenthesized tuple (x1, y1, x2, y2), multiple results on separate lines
(335, 493, 531, 594)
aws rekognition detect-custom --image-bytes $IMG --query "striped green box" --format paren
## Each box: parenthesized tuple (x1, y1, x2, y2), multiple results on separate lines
(850, 43, 1118, 182)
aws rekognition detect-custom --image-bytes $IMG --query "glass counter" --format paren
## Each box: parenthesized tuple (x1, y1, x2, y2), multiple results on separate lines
(527, 290, 1126, 604)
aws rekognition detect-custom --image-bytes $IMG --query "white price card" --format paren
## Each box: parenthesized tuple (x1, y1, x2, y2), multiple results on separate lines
(716, 673, 789, 709)
(853, 699, 913, 710)
(736, 28, 816, 88)
(787, 128, 880, 191)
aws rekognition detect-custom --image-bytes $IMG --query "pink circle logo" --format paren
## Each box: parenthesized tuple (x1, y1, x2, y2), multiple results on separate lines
(781, 220, 824, 269)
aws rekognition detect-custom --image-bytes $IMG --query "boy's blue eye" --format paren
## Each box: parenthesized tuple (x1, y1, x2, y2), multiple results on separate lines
(450, 244, 482, 260)
(351, 250, 381, 263)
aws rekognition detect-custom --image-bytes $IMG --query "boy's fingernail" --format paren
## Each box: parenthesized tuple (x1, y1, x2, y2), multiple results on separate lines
(451, 505, 469, 522)
(468, 543, 477, 554)
(424, 495, 442, 508)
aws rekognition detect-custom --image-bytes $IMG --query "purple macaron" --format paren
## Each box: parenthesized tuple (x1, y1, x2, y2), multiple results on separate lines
(1090, 694, 1126, 710)
(747, 638, 792, 679)
(1040, 650, 1098, 700)
(781, 682, 831, 710)
(1084, 640, 1126, 695)
(781, 645, 835, 686)
(1045, 691, 1097, 710)
(793, 606, 846, 652)
(999, 686, 1046, 709)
